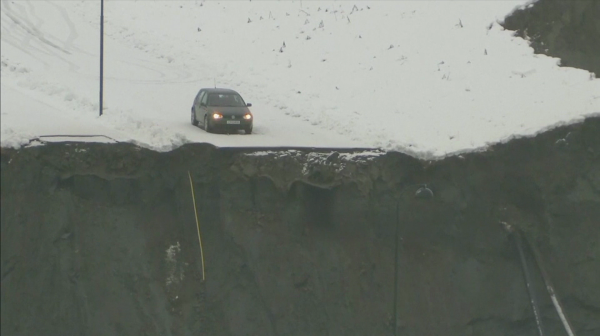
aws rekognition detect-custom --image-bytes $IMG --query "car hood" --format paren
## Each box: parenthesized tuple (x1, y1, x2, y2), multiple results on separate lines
(208, 106, 250, 116)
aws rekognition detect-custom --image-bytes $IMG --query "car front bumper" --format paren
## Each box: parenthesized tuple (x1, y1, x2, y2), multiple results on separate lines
(209, 117, 252, 130)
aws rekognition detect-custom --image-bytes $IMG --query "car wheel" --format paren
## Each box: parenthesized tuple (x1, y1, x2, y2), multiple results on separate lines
(191, 108, 198, 126)
(244, 127, 252, 135)
(204, 115, 212, 133)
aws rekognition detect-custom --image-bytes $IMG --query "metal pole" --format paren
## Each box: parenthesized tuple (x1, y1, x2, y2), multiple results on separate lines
(99, 0, 104, 116)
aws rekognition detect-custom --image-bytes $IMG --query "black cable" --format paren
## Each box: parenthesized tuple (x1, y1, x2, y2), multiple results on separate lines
(393, 199, 400, 336)
(515, 231, 545, 336)
(524, 234, 577, 336)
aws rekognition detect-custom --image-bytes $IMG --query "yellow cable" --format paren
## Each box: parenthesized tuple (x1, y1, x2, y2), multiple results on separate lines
(188, 171, 206, 281)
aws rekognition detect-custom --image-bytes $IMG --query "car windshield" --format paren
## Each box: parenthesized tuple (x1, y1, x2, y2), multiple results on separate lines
(207, 93, 246, 107)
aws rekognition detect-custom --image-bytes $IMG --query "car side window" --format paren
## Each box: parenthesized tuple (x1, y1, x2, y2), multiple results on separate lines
(196, 91, 204, 105)
(200, 92, 208, 106)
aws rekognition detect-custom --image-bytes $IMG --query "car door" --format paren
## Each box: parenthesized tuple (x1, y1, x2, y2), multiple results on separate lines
(193, 90, 203, 119)
(199, 92, 209, 124)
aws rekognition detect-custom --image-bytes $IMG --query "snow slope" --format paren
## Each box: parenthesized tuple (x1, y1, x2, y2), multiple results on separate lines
(1, 0, 599, 158)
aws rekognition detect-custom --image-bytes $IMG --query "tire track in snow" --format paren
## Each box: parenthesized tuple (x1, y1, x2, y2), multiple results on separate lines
(110, 59, 168, 82)
(23, 0, 44, 50)
(2, 0, 70, 54)
(83, 11, 206, 85)
(2, 0, 81, 73)
(0, 1, 54, 64)
(11, 0, 38, 52)
(48, 1, 78, 50)
(48, 1, 80, 72)
(104, 58, 205, 84)
(0, 31, 50, 69)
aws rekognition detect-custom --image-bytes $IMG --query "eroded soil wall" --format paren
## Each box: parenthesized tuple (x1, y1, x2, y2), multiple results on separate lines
(2, 118, 599, 336)
(502, 0, 600, 76)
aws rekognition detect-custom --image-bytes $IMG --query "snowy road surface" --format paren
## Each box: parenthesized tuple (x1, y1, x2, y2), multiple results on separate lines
(1, 0, 599, 158)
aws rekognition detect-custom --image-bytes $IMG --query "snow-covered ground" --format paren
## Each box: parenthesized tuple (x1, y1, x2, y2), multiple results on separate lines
(2, 0, 599, 158)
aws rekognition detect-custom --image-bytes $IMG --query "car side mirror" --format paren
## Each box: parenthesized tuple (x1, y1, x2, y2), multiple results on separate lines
(246, 103, 252, 107)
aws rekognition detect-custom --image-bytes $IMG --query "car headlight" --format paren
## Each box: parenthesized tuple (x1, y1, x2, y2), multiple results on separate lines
(212, 113, 223, 119)
(243, 114, 252, 120)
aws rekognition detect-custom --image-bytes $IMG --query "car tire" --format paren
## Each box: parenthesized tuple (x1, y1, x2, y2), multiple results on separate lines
(204, 115, 212, 133)
(191, 108, 199, 126)
(244, 127, 252, 135)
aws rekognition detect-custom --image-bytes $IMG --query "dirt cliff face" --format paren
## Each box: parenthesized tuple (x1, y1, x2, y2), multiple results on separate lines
(502, 0, 600, 76)
(1, 117, 599, 336)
